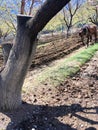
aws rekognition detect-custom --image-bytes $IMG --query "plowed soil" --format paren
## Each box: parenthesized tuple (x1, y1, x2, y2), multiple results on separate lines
(31, 35, 82, 67)
(0, 33, 82, 68)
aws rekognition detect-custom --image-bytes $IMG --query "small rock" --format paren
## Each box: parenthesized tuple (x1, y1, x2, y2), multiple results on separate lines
(32, 128, 36, 130)
(48, 88, 51, 91)
(78, 94, 82, 98)
(64, 88, 68, 92)
(33, 99, 37, 103)
(2, 118, 5, 121)
(80, 124, 84, 128)
(56, 98, 60, 101)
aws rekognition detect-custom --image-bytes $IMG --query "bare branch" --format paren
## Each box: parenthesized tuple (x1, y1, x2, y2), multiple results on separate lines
(20, 0, 25, 14)
(63, 0, 83, 37)
(29, 0, 34, 15)
(89, 6, 98, 26)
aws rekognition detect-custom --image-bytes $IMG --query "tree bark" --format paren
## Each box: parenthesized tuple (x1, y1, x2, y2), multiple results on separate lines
(0, 0, 70, 111)
(20, 0, 25, 14)
(2, 44, 13, 65)
(0, 16, 36, 110)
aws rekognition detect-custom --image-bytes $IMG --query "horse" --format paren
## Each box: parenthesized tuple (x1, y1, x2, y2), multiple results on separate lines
(79, 25, 97, 47)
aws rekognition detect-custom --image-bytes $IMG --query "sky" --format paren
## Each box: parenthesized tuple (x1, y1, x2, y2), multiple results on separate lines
(0, 0, 87, 16)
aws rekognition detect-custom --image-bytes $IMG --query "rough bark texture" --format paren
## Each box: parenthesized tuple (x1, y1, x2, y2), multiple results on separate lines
(0, 0, 70, 111)
(2, 44, 13, 65)
(0, 16, 36, 110)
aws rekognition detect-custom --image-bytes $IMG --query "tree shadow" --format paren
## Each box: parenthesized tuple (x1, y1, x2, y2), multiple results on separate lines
(85, 127, 97, 130)
(2, 103, 98, 130)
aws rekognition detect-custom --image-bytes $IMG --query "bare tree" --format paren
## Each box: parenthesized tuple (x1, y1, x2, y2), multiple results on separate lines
(63, 0, 83, 38)
(20, 0, 42, 15)
(0, 0, 42, 35)
(0, 0, 70, 111)
(20, 0, 25, 14)
(89, 5, 98, 26)
(0, 3, 17, 34)
(0, 28, 10, 39)
(0, 28, 3, 38)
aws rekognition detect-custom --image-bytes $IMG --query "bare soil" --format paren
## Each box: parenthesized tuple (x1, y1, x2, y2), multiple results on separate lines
(31, 34, 82, 67)
(0, 33, 82, 68)
(0, 34, 98, 130)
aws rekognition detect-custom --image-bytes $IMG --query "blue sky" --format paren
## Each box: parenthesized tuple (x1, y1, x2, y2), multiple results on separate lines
(0, 0, 86, 15)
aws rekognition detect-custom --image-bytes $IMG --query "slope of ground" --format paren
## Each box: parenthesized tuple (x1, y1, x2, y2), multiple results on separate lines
(0, 33, 81, 68)
(31, 35, 81, 67)
(0, 47, 98, 130)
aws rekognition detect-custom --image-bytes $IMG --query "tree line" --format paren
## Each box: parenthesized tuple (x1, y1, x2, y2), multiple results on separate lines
(0, 0, 98, 39)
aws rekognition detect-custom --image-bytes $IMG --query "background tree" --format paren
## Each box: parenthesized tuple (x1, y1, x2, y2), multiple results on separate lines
(20, 0, 42, 15)
(0, 0, 42, 35)
(0, 0, 70, 111)
(0, 28, 3, 38)
(0, 0, 19, 34)
(89, 1, 98, 26)
(63, 0, 84, 37)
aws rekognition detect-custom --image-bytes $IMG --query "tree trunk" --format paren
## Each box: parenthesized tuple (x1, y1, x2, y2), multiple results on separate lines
(20, 0, 25, 14)
(2, 44, 13, 65)
(66, 27, 71, 38)
(0, 16, 37, 110)
(0, 0, 70, 111)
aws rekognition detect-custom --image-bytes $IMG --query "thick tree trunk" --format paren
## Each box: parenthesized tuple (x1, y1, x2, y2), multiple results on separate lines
(0, 0, 70, 111)
(0, 16, 37, 110)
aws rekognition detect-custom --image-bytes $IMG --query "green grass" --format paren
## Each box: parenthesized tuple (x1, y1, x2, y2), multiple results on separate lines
(34, 43, 98, 86)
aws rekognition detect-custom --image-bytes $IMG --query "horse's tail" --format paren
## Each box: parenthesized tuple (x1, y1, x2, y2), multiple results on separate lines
(93, 26, 97, 42)
(94, 26, 97, 34)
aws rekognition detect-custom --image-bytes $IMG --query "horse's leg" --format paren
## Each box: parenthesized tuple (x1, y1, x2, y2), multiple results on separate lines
(90, 35, 92, 42)
(89, 34, 92, 45)
(86, 36, 89, 47)
(95, 32, 97, 43)
(81, 36, 85, 45)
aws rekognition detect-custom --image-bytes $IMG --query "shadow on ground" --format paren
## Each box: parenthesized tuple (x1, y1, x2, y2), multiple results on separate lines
(2, 103, 98, 130)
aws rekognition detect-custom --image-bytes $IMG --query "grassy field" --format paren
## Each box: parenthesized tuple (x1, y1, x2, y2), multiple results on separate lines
(33, 43, 98, 87)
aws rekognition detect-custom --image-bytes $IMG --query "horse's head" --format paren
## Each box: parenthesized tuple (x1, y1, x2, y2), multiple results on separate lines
(79, 27, 87, 37)
(79, 30, 83, 37)
(79, 29, 85, 44)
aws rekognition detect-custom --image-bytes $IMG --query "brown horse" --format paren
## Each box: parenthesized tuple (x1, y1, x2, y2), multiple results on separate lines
(79, 25, 97, 47)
